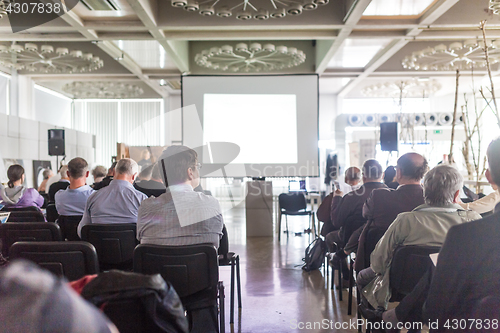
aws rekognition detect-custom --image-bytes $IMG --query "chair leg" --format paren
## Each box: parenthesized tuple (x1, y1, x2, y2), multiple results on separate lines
(236, 255, 242, 309)
(337, 258, 343, 301)
(357, 288, 362, 333)
(218, 281, 225, 333)
(230, 257, 235, 324)
(285, 215, 289, 237)
(278, 211, 282, 241)
(348, 257, 354, 315)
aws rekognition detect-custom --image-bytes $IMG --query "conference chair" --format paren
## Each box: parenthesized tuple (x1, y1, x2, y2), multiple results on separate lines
(219, 252, 242, 325)
(81, 223, 138, 271)
(6, 210, 45, 222)
(9, 241, 99, 281)
(46, 203, 59, 222)
(57, 215, 83, 241)
(278, 192, 315, 241)
(134, 244, 225, 333)
(0, 222, 62, 257)
(1, 206, 40, 212)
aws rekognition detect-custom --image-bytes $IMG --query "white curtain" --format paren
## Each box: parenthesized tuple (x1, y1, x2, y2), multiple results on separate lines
(73, 100, 163, 166)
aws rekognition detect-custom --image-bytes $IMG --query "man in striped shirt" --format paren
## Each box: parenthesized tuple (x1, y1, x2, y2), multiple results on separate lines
(137, 145, 224, 249)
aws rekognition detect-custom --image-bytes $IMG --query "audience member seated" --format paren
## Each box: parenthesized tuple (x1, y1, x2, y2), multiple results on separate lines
(137, 145, 224, 249)
(318, 167, 361, 237)
(0, 260, 118, 333)
(91, 165, 107, 185)
(357, 165, 481, 311)
(0, 164, 44, 209)
(37, 168, 54, 193)
(44, 166, 62, 193)
(458, 183, 500, 215)
(48, 165, 70, 202)
(135, 164, 153, 183)
(352, 153, 427, 271)
(78, 158, 147, 238)
(423, 138, 500, 330)
(383, 166, 399, 190)
(55, 158, 95, 216)
(134, 163, 166, 198)
(138, 149, 152, 170)
(93, 162, 116, 191)
(325, 160, 386, 281)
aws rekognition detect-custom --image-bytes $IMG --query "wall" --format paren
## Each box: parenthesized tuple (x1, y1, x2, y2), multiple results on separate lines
(0, 113, 95, 188)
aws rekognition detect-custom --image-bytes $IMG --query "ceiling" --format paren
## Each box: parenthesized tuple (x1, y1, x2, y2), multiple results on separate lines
(0, 0, 498, 99)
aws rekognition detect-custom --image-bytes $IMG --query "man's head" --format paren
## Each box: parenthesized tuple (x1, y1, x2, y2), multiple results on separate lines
(158, 145, 199, 187)
(67, 158, 89, 180)
(42, 169, 53, 180)
(59, 165, 69, 180)
(138, 164, 154, 181)
(92, 165, 107, 180)
(362, 159, 383, 182)
(423, 165, 463, 206)
(344, 167, 361, 186)
(151, 163, 164, 184)
(114, 158, 139, 184)
(396, 152, 428, 184)
(107, 162, 117, 177)
(486, 138, 500, 187)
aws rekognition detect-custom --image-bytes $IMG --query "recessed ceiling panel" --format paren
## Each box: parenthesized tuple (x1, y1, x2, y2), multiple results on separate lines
(115, 40, 178, 70)
(328, 39, 390, 68)
(363, 0, 436, 16)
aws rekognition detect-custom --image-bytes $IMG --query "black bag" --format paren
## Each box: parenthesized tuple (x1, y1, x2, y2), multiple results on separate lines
(302, 237, 327, 272)
(81, 270, 189, 333)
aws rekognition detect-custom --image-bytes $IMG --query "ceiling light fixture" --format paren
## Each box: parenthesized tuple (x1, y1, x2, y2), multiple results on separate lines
(63, 81, 144, 99)
(194, 43, 306, 72)
(171, 0, 328, 20)
(401, 40, 500, 71)
(361, 79, 441, 98)
(0, 42, 104, 73)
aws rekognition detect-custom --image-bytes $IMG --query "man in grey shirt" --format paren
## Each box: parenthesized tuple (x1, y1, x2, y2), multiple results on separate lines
(78, 158, 147, 237)
(137, 145, 224, 248)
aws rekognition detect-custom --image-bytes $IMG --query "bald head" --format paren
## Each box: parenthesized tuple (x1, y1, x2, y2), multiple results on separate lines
(396, 152, 428, 184)
(345, 167, 361, 186)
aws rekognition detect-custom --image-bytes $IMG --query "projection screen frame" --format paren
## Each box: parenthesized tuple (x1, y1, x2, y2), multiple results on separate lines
(181, 74, 319, 178)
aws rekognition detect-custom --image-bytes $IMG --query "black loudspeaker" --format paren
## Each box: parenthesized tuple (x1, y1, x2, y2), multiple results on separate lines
(48, 129, 65, 156)
(380, 122, 398, 152)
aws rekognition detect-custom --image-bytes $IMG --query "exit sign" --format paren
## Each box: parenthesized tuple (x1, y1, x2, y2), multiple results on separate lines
(433, 130, 443, 134)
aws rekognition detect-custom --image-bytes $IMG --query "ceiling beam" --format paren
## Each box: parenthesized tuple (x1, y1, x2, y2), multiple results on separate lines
(337, 0, 460, 98)
(162, 29, 338, 40)
(315, 0, 373, 74)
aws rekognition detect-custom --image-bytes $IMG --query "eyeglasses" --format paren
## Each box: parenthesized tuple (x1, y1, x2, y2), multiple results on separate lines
(192, 163, 202, 170)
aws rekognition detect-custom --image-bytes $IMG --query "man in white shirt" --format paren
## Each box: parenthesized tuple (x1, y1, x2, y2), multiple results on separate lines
(55, 157, 94, 216)
(137, 145, 224, 248)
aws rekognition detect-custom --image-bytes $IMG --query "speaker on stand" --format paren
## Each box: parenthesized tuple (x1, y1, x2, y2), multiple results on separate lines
(48, 129, 65, 168)
(380, 122, 398, 152)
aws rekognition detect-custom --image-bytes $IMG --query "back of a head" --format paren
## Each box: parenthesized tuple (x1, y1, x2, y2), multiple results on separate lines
(383, 166, 396, 184)
(115, 158, 138, 177)
(345, 167, 361, 183)
(139, 164, 154, 180)
(59, 165, 69, 178)
(362, 159, 383, 181)
(423, 164, 463, 206)
(67, 158, 88, 179)
(42, 168, 53, 180)
(397, 152, 428, 181)
(158, 145, 197, 185)
(7, 164, 24, 188)
(487, 137, 500, 185)
(92, 165, 107, 179)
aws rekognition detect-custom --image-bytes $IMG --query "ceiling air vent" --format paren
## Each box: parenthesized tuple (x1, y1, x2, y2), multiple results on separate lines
(80, 0, 120, 11)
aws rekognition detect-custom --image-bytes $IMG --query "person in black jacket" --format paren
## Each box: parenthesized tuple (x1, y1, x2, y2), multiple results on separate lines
(48, 165, 70, 202)
(93, 162, 116, 191)
(134, 163, 166, 198)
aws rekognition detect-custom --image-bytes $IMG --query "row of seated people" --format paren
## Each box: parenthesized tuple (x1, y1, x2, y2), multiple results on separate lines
(0, 145, 226, 257)
(318, 140, 500, 332)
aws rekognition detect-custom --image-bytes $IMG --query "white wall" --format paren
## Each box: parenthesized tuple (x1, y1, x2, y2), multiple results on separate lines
(34, 87, 72, 128)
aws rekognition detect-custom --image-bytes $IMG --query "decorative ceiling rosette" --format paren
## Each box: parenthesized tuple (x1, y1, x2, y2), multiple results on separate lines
(361, 79, 441, 98)
(0, 43, 104, 73)
(194, 43, 306, 72)
(63, 81, 144, 99)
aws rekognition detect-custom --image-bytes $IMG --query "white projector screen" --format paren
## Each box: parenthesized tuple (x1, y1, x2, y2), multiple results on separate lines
(181, 75, 319, 178)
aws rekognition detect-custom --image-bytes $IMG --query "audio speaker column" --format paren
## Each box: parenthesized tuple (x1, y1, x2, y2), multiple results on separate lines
(380, 122, 398, 152)
(48, 129, 65, 156)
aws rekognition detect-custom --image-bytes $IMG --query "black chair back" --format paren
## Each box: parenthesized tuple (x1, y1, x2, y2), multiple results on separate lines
(279, 192, 307, 212)
(1, 206, 40, 212)
(7, 210, 45, 222)
(134, 244, 218, 302)
(58, 215, 83, 241)
(362, 227, 387, 269)
(81, 223, 138, 270)
(0, 222, 62, 257)
(9, 241, 99, 281)
(46, 204, 59, 222)
(389, 245, 441, 301)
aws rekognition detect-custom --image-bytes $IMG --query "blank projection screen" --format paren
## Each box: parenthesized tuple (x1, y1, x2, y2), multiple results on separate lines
(182, 75, 319, 177)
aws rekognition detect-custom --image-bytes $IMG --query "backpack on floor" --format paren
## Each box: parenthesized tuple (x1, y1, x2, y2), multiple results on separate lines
(302, 237, 326, 272)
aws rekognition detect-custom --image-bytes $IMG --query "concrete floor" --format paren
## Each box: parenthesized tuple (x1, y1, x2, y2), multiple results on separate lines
(218, 201, 360, 333)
